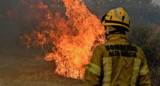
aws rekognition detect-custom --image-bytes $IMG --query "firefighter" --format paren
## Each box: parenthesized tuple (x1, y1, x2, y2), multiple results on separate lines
(84, 7, 151, 86)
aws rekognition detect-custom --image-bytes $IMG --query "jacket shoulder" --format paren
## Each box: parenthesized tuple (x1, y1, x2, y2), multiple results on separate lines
(132, 44, 145, 59)
(132, 44, 144, 53)
(95, 43, 106, 51)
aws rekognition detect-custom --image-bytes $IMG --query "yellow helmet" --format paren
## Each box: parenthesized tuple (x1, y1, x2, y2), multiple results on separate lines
(102, 7, 130, 31)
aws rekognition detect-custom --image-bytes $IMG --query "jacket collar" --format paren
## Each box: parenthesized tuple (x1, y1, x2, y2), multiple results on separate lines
(106, 34, 127, 41)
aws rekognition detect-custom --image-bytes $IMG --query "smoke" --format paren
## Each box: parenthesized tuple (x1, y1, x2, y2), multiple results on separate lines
(0, 0, 66, 56)
(84, 0, 160, 24)
(0, 0, 160, 57)
(152, 0, 160, 6)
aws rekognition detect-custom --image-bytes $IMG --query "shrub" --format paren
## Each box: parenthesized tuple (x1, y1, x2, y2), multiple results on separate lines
(127, 25, 160, 85)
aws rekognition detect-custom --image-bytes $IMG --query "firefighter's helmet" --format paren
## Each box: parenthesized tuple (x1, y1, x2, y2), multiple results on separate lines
(101, 7, 130, 31)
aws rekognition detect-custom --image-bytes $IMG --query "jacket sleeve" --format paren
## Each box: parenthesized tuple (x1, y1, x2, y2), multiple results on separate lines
(84, 46, 103, 86)
(137, 49, 151, 86)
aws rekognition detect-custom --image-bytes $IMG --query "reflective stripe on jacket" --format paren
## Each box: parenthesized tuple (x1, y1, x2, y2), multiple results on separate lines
(84, 34, 151, 86)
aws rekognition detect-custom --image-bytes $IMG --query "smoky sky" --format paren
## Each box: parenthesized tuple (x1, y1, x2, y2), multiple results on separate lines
(0, 0, 159, 56)
(84, 0, 160, 24)
(0, 0, 64, 47)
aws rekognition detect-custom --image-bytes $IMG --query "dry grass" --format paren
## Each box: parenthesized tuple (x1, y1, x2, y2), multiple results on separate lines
(0, 55, 159, 86)
(149, 65, 160, 86)
(0, 56, 83, 86)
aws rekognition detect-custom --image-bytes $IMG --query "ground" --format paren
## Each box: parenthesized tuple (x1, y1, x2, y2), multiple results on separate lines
(0, 56, 83, 86)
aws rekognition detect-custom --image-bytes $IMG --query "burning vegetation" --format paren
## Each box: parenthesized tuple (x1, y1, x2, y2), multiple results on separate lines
(21, 0, 105, 79)
(0, 0, 160, 85)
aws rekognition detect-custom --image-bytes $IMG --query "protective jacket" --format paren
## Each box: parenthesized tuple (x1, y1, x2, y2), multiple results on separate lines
(84, 34, 151, 86)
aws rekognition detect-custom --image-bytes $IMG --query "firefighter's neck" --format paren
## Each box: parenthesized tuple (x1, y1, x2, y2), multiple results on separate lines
(106, 33, 126, 40)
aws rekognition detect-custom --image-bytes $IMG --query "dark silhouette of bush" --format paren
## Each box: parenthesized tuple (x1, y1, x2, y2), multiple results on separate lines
(127, 25, 160, 86)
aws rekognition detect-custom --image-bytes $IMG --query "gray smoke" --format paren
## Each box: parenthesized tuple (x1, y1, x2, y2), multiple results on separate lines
(0, 0, 159, 57)
(0, 0, 65, 56)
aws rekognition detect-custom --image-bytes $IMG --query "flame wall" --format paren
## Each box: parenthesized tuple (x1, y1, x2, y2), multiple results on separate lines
(0, 0, 105, 79)
(21, 0, 105, 79)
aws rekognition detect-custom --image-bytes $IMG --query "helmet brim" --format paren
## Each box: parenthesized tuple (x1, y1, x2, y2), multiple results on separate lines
(105, 23, 129, 32)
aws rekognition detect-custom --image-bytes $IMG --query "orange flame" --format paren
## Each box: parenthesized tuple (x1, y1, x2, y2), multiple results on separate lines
(22, 0, 105, 79)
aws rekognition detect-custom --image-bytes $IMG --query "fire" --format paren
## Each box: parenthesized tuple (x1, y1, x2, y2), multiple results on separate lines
(21, 0, 105, 79)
